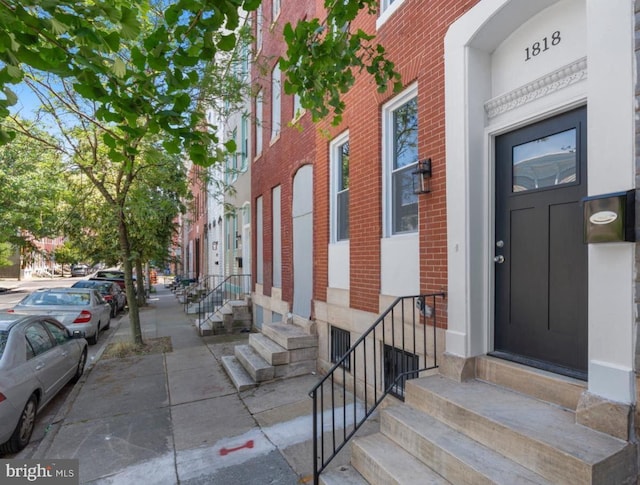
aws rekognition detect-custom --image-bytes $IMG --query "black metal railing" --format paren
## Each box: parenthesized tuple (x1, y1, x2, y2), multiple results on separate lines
(309, 292, 446, 485)
(196, 274, 252, 332)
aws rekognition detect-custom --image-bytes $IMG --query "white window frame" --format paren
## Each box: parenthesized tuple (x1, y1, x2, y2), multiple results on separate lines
(256, 5, 263, 53)
(377, 0, 406, 30)
(255, 89, 263, 157)
(330, 130, 350, 243)
(382, 83, 418, 237)
(271, 64, 281, 141)
(273, 0, 281, 22)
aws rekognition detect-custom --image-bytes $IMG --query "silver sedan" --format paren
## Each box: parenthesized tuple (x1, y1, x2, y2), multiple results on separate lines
(0, 314, 88, 453)
(9, 288, 112, 345)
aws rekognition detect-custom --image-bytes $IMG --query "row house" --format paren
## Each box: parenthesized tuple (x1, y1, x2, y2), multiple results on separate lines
(192, 0, 640, 482)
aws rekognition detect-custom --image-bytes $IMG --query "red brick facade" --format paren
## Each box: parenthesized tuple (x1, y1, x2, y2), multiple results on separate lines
(251, 0, 317, 304)
(313, 0, 476, 318)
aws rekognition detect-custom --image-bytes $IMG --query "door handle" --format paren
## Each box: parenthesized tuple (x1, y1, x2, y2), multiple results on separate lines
(494, 255, 505, 264)
(35, 363, 45, 370)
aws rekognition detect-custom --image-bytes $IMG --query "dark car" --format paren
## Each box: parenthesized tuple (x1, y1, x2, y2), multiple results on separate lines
(71, 280, 126, 317)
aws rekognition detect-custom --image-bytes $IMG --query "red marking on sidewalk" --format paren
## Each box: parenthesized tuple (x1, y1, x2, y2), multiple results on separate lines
(219, 439, 254, 456)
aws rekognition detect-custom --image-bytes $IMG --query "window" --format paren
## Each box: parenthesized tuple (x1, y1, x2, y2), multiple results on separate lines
(384, 344, 419, 399)
(377, 0, 406, 29)
(255, 5, 263, 52)
(293, 93, 303, 120)
(330, 326, 351, 370)
(273, 0, 281, 20)
(255, 90, 263, 156)
(383, 85, 419, 235)
(43, 320, 69, 345)
(271, 65, 281, 140)
(25, 323, 54, 357)
(241, 115, 249, 171)
(331, 132, 350, 241)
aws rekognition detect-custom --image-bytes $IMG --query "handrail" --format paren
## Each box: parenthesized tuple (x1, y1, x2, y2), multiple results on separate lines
(309, 292, 446, 485)
(196, 274, 252, 332)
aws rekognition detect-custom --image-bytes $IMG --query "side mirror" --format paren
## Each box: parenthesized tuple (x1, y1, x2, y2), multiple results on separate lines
(72, 330, 86, 339)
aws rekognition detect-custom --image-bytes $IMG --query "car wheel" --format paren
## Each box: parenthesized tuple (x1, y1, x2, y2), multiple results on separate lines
(88, 324, 100, 345)
(0, 394, 38, 454)
(71, 348, 87, 383)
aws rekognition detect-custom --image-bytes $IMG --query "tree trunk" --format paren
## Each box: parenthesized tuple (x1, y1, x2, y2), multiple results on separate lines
(135, 257, 146, 307)
(117, 215, 143, 346)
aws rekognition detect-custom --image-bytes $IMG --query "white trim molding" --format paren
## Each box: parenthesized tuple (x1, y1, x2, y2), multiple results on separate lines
(485, 57, 587, 119)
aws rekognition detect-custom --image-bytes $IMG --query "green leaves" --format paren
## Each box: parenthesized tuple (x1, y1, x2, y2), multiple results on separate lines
(281, 0, 401, 125)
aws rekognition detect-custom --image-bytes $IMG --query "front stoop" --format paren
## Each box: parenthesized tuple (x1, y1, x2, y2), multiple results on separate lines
(335, 359, 637, 485)
(221, 319, 318, 391)
(195, 299, 252, 337)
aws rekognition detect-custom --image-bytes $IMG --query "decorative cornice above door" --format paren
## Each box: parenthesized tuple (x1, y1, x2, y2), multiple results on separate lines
(485, 57, 587, 119)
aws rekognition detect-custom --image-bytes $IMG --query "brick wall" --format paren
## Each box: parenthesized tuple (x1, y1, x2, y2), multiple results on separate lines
(314, 0, 477, 317)
(251, 0, 317, 303)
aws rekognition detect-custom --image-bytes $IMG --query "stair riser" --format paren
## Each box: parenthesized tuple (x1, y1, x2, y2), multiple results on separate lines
(262, 325, 318, 350)
(249, 335, 289, 365)
(380, 412, 495, 485)
(351, 441, 400, 485)
(221, 356, 256, 391)
(406, 383, 591, 484)
(273, 359, 316, 379)
(234, 346, 275, 382)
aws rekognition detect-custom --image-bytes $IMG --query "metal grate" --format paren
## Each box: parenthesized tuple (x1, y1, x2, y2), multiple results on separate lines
(384, 344, 419, 399)
(330, 326, 351, 371)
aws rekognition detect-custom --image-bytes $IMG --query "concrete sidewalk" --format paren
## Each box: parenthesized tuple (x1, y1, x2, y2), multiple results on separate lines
(33, 285, 370, 484)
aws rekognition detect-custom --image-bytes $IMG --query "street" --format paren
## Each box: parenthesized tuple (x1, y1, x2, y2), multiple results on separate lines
(0, 277, 127, 460)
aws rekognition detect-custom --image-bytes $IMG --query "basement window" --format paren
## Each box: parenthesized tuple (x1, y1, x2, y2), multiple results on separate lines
(330, 326, 351, 371)
(384, 344, 419, 399)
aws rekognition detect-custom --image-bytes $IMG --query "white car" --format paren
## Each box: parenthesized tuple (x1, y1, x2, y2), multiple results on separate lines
(0, 314, 87, 453)
(9, 288, 112, 345)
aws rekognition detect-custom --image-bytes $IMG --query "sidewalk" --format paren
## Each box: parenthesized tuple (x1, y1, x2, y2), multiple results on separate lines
(34, 285, 359, 484)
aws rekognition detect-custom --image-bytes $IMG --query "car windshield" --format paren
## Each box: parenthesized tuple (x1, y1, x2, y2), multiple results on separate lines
(0, 330, 7, 359)
(22, 291, 91, 306)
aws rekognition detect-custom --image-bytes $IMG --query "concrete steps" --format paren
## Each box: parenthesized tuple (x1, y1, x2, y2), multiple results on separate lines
(335, 356, 635, 485)
(222, 318, 318, 391)
(221, 355, 256, 391)
(319, 464, 368, 485)
(195, 300, 251, 336)
(262, 321, 318, 349)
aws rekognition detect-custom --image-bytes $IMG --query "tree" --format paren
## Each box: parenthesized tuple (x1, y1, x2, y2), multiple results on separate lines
(0, 0, 400, 345)
(0, 122, 67, 255)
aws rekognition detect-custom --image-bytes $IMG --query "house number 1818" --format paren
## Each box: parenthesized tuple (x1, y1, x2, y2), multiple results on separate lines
(525, 31, 561, 61)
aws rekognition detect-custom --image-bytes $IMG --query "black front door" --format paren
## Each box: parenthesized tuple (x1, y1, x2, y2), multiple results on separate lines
(494, 106, 587, 379)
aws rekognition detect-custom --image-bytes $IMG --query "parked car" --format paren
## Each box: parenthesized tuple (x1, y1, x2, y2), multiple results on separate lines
(71, 280, 126, 317)
(70, 264, 90, 277)
(0, 314, 87, 453)
(90, 269, 132, 291)
(8, 288, 111, 345)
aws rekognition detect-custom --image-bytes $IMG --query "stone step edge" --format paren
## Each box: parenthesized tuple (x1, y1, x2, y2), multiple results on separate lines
(405, 376, 634, 484)
(221, 355, 256, 391)
(351, 433, 450, 485)
(382, 404, 552, 485)
(234, 344, 275, 382)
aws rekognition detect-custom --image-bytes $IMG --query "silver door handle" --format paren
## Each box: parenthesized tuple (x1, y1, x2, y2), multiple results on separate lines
(494, 255, 505, 264)
(35, 363, 45, 370)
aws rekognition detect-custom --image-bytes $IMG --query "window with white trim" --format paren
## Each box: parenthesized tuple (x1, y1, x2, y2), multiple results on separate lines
(256, 5, 263, 52)
(331, 131, 350, 242)
(271, 64, 281, 140)
(377, 0, 406, 29)
(273, 0, 281, 20)
(241, 115, 249, 171)
(383, 84, 418, 235)
(255, 89, 263, 156)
